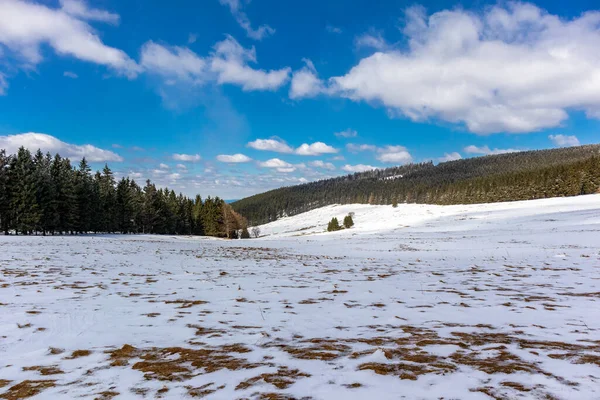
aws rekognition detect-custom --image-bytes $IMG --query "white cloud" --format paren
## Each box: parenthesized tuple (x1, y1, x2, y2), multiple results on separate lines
(346, 143, 377, 152)
(290, 59, 325, 99)
(309, 160, 335, 170)
(188, 33, 197, 44)
(342, 164, 377, 173)
(0, 132, 123, 162)
(346, 143, 413, 164)
(376, 145, 413, 164)
(355, 32, 388, 50)
(141, 36, 290, 91)
(59, 0, 119, 24)
(63, 71, 78, 79)
(295, 142, 338, 156)
(549, 134, 580, 147)
(211, 35, 290, 90)
(219, 0, 274, 40)
(0, 0, 139, 85)
(439, 152, 462, 162)
(176, 163, 187, 170)
(464, 145, 520, 155)
(334, 129, 358, 138)
(216, 153, 252, 163)
(247, 138, 294, 153)
(159, 163, 170, 169)
(172, 153, 201, 162)
(258, 158, 297, 172)
(140, 41, 207, 83)
(328, 3, 600, 134)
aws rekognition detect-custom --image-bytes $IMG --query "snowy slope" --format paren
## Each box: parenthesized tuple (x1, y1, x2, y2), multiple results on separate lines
(0, 195, 599, 399)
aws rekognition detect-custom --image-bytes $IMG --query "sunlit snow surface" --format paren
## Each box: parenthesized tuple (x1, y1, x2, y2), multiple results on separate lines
(1, 195, 599, 399)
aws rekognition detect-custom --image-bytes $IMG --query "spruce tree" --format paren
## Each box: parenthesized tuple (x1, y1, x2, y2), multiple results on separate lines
(0, 150, 13, 234)
(10, 147, 40, 234)
(343, 214, 354, 228)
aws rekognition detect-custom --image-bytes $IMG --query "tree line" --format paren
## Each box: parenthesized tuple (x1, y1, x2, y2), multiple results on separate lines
(0, 147, 249, 237)
(233, 144, 600, 225)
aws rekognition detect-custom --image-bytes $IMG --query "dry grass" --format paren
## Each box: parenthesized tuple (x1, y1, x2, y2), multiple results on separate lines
(0, 380, 56, 400)
(236, 367, 310, 390)
(107, 344, 263, 382)
(66, 350, 92, 359)
(22, 366, 63, 376)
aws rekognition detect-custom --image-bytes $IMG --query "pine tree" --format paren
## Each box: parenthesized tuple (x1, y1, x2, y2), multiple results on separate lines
(343, 214, 354, 228)
(0, 149, 13, 235)
(33, 150, 56, 235)
(75, 158, 93, 233)
(327, 217, 341, 232)
(10, 147, 40, 234)
(241, 226, 250, 239)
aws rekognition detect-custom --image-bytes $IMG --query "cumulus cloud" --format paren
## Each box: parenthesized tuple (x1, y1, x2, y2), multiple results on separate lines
(0, 132, 123, 162)
(258, 158, 297, 172)
(216, 153, 252, 163)
(342, 164, 377, 173)
(247, 138, 294, 153)
(464, 145, 520, 155)
(376, 145, 413, 164)
(346, 143, 413, 164)
(141, 35, 289, 92)
(549, 134, 580, 147)
(0, 0, 139, 84)
(289, 59, 325, 99)
(309, 160, 335, 170)
(211, 35, 290, 90)
(159, 163, 170, 169)
(295, 142, 338, 156)
(439, 152, 462, 162)
(219, 0, 274, 40)
(140, 41, 207, 83)
(172, 153, 201, 162)
(334, 129, 358, 138)
(327, 3, 600, 134)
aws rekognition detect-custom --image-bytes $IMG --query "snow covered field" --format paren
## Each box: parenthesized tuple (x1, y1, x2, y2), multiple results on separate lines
(1, 195, 599, 399)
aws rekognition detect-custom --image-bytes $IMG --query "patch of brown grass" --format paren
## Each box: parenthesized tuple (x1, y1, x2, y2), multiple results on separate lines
(22, 366, 63, 376)
(0, 380, 55, 400)
(66, 350, 92, 359)
(107, 344, 263, 382)
(94, 391, 119, 400)
(236, 367, 310, 390)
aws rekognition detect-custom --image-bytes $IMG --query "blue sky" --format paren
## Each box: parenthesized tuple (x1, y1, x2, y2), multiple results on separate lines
(0, 0, 599, 199)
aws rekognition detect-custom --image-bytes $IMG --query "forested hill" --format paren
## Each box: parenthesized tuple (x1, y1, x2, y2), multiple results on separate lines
(232, 144, 600, 226)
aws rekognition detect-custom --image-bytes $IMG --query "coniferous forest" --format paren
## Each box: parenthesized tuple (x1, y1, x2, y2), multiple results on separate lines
(0, 147, 247, 237)
(232, 144, 600, 225)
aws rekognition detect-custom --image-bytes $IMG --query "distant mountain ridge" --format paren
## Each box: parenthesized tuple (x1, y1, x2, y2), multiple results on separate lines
(232, 144, 600, 225)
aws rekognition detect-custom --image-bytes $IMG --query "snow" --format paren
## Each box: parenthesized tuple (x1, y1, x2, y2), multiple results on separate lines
(1, 194, 599, 399)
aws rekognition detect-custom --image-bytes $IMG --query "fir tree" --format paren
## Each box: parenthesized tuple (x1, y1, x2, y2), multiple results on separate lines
(327, 217, 342, 232)
(241, 226, 250, 239)
(343, 214, 354, 228)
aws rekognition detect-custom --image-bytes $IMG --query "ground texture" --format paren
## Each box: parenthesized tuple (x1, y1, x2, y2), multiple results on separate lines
(1, 195, 599, 399)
